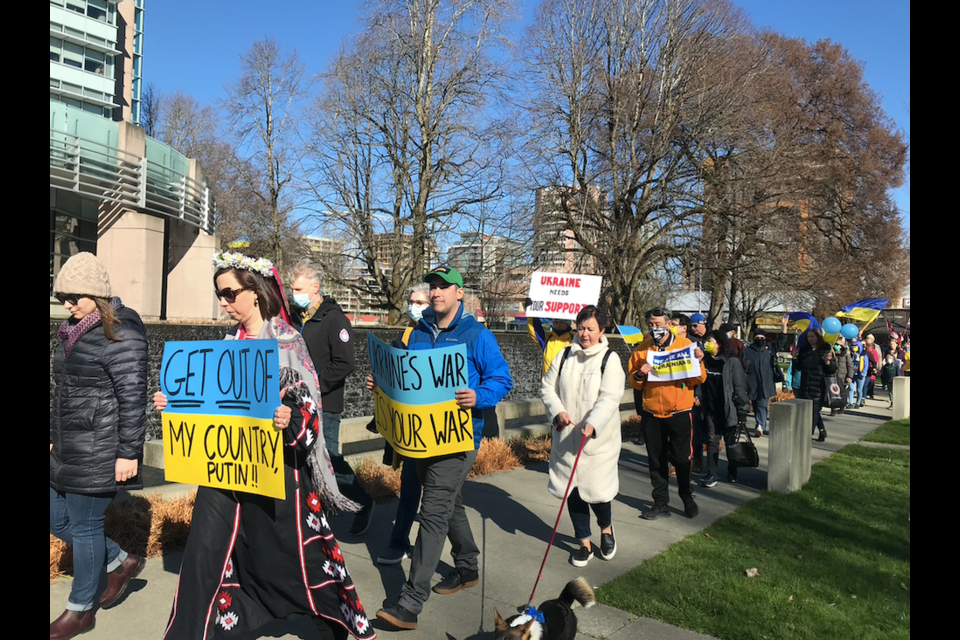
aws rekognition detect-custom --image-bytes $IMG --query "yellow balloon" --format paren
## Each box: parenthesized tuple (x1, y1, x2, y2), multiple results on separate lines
(823, 332, 839, 345)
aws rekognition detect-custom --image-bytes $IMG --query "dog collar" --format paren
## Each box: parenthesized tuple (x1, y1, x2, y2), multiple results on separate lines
(524, 606, 545, 624)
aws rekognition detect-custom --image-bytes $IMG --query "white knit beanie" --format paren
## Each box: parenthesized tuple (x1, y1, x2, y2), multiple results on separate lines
(54, 252, 112, 298)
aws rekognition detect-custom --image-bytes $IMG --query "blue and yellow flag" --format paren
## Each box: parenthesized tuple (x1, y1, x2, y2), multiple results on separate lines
(836, 298, 888, 327)
(786, 312, 821, 350)
(616, 324, 645, 345)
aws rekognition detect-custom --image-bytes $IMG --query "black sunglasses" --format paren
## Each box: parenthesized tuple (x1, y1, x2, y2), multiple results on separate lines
(56, 294, 83, 305)
(216, 287, 247, 303)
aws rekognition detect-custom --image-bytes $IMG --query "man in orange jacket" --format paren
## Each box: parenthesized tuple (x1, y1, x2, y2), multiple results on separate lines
(629, 307, 707, 519)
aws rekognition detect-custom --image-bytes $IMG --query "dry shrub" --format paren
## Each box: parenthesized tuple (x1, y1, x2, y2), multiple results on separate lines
(50, 535, 71, 584)
(354, 457, 403, 503)
(51, 491, 196, 584)
(621, 414, 644, 441)
(469, 438, 522, 478)
(772, 389, 795, 403)
(509, 434, 552, 464)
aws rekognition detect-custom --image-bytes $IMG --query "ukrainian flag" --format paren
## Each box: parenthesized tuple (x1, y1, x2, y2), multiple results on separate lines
(616, 324, 645, 345)
(786, 312, 821, 350)
(836, 298, 888, 327)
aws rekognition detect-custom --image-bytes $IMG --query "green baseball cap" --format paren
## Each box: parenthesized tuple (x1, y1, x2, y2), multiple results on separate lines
(423, 265, 464, 287)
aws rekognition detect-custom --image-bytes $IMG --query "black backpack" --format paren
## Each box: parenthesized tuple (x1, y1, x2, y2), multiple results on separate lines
(557, 346, 614, 379)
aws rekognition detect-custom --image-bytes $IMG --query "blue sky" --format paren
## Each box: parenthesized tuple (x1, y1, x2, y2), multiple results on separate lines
(144, 0, 909, 224)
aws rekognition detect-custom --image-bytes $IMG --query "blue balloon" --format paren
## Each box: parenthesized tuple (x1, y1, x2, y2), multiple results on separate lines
(840, 323, 859, 340)
(822, 317, 842, 334)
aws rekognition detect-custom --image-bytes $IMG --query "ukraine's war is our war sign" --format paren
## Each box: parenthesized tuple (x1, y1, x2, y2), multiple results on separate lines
(367, 334, 474, 458)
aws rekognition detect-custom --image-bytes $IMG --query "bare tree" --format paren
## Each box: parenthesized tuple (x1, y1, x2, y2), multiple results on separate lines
(520, 0, 752, 324)
(140, 82, 162, 138)
(159, 90, 216, 157)
(301, 0, 515, 325)
(224, 38, 311, 275)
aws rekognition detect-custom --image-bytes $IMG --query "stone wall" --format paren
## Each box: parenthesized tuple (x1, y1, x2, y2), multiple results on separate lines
(51, 322, 634, 441)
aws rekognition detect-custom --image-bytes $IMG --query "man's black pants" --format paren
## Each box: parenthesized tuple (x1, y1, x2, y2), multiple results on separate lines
(641, 410, 694, 506)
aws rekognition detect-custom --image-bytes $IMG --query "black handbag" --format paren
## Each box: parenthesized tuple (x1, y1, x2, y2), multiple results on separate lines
(726, 423, 760, 468)
(771, 356, 785, 384)
(821, 376, 846, 409)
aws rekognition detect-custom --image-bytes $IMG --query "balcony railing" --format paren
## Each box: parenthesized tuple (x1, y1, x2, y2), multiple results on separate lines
(49, 129, 214, 234)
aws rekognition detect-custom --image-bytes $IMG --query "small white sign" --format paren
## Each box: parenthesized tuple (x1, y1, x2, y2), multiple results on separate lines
(644, 344, 702, 382)
(526, 271, 602, 320)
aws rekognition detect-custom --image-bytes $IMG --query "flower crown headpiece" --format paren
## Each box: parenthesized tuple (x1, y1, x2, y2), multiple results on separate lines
(212, 252, 275, 278)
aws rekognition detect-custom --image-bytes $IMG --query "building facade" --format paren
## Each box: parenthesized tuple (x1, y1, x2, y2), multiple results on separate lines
(50, 0, 219, 321)
(532, 186, 602, 274)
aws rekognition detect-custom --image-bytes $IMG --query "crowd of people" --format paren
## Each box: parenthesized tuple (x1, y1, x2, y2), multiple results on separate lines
(51, 250, 909, 638)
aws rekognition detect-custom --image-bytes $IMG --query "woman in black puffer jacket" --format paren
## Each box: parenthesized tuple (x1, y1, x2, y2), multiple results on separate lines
(793, 328, 837, 442)
(50, 252, 148, 639)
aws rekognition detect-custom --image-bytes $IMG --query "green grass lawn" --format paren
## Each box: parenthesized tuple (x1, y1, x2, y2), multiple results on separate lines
(861, 418, 910, 446)
(596, 445, 910, 640)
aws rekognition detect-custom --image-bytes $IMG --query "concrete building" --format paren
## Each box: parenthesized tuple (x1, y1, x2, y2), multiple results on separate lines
(50, 0, 218, 322)
(532, 186, 603, 274)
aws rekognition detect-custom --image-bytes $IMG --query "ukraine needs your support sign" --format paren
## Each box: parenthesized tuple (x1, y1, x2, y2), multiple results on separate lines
(645, 344, 702, 383)
(525, 271, 602, 320)
(159, 340, 285, 499)
(367, 334, 474, 458)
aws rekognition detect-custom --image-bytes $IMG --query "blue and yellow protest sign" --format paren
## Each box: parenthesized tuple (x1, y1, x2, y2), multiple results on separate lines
(367, 334, 474, 458)
(645, 344, 702, 382)
(159, 340, 285, 499)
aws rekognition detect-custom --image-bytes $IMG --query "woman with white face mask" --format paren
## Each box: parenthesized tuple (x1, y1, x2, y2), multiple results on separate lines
(375, 283, 431, 566)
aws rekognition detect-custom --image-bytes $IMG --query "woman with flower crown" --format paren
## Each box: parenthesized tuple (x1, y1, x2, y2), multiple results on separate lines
(154, 252, 375, 640)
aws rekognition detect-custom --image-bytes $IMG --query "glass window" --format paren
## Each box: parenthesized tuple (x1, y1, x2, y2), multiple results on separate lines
(133, 33, 142, 55)
(62, 44, 84, 72)
(134, 8, 143, 31)
(81, 101, 101, 115)
(50, 21, 62, 32)
(87, 0, 107, 22)
(84, 49, 105, 75)
(62, 81, 83, 95)
(66, 1, 85, 14)
(65, 25, 84, 39)
(50, 37, 61, 62)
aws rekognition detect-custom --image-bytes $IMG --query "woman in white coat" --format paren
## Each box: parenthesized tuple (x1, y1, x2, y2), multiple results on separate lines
(541, 306, 626, 568)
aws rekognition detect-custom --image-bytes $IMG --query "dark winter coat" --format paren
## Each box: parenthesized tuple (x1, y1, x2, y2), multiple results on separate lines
(834, 346, 854, 383)
(741, 342, 778, 401)
(298, 297, 356, 414)
(793, 344, 838, 401)
(51, 305, 148, 494)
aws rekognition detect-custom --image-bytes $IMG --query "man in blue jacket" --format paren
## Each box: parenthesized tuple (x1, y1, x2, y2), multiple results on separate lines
(374, 266, 513, 631)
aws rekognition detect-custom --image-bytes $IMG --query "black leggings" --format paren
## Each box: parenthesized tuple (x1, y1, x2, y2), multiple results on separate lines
(567, 488, 612, 542)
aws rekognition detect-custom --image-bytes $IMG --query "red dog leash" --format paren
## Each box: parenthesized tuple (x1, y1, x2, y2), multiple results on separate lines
(525, 429, 589, 609)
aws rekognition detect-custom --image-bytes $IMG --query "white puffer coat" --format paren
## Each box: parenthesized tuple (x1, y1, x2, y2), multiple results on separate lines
(541, 335, 626, 504)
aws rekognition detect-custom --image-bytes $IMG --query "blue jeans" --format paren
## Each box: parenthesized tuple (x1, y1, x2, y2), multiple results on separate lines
(848, 379, 858, 405)
(855, 376, 867, 404)
(50, 487, 126, 611)
(388, 456, 423, 551)
(752, 398, 769, 430)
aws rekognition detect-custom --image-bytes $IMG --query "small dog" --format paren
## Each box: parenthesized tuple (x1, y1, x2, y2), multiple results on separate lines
(494, 577, 595, 640)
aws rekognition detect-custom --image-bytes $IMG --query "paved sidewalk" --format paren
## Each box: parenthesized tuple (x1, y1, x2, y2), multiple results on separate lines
(50, 397, 895, 640)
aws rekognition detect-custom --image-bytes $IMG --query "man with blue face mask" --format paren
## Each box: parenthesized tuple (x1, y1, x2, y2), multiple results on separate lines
(289, 259, 375, 536)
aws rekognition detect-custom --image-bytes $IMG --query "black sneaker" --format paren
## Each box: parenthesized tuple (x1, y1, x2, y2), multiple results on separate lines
(682, 495, 699, 518)
(641, 503, 672, 520)
(376, 604, 418, 630)
(348, 501, 375, 536)
(632, 432, 645, 446)
(699, 474, 718, 488)
(570, 544, 593, 567)
(432, 568, 479, 595)
(600, 528, 616, 561)
(726, 473, 738, 484)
